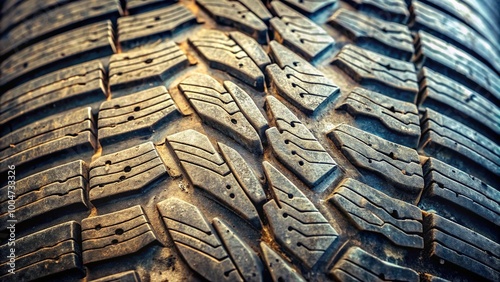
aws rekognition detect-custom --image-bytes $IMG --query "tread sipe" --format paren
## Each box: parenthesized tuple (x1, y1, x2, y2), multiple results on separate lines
(0, 0, 499, 281)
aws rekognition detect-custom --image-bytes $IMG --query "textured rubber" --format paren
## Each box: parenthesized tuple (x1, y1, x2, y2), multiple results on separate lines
(0, 0, 499, 281)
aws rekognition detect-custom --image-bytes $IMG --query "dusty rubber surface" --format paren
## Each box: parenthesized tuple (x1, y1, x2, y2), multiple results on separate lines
(0, 0, 499, 281)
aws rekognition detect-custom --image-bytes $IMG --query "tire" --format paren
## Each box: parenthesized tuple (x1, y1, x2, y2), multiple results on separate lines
(0, 0, 499, 281)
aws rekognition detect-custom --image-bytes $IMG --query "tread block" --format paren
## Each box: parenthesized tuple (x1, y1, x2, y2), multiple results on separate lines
(343, 0, 409, 23)
(337, 87, 420, 148)
(157, 198, 243, 282)
(0, 107, 97, 174)
(118, 4, 196, 48)
(90, 270, 140, 282)
(0, 0, 121, 59)
(330, 246, 419, 281)
(424, 213, 500, 280)
(0, 0, 74, 34)
(178, 74, 264, 153)
(109, 41, 188, 92)
(419, 109, 500, 180)
(266, 41, 340, 114)
(224, 80, 269, 139)
(419, 67, 500, 139)
(167, 129, 261, 227)
(263, 162, 339, 268)
(89, 142, 167, 203)
(260, 242, 306, 282)
(235, 0, 272, 22)
(329, 123, 424, 193)
(418, 0, 499, 48)
(82, 205, 157, 264)
(229, 31, 271, 71)
(212, 218, 264, 281)
(0, 60, 106, 132)
(330, 178, 423, 248)
(415, 31, 500, 105)
(0, 21, 116, 89)
(333, 45, 419, 103)
(412, 1, 500, 74)
(279, 0, 336, 15)
(270, 1, 334, 61)
(0, 160, 88, 230)
(98, 86, 179, 144)
(126, 0, 177, 13)
(266, 96, 338, 187)
(423, 158, 500, 226)
(0, 221, 83, 281)
(218, 143, 267, 206)
(189, 29, 265, 90)
(196, 0, 268, 43)
(329, 8, 414, 60)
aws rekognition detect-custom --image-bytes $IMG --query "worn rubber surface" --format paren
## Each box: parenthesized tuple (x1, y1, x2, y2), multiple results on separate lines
(0, 0, 499, 281)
